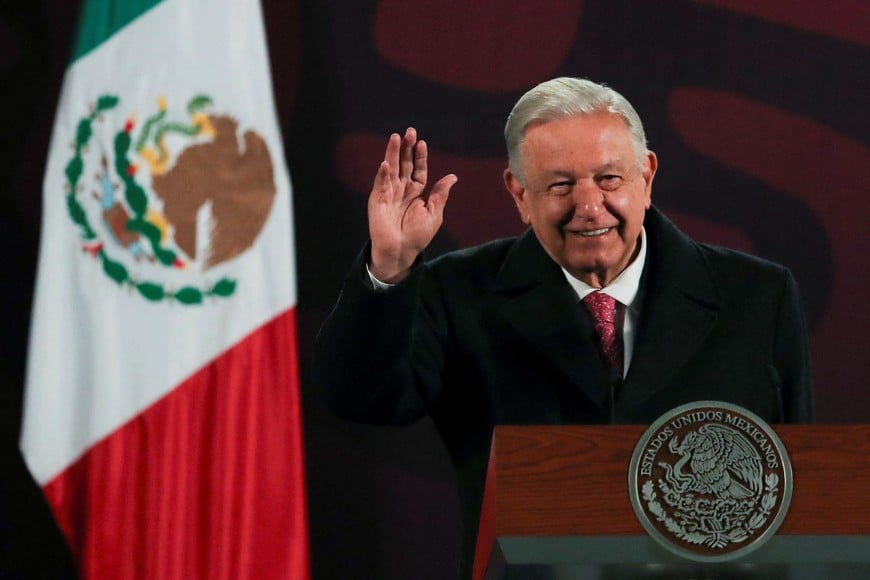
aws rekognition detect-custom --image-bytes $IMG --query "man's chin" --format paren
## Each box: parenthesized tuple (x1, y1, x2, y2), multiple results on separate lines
(561, 255, 627, 286)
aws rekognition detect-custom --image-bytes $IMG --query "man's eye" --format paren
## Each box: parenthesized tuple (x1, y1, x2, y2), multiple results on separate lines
(548, 182, 573, 195)
(599, 175, 622, 190)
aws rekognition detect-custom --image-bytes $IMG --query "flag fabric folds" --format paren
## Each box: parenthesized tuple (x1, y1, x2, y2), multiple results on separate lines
(20, 0, 309, 577)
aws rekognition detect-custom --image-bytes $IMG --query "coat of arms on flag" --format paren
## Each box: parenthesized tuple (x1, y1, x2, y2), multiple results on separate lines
(65, 93, 282, 304)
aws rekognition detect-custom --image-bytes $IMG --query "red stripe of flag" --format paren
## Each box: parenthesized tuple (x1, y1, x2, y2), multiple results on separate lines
(43, 308, 309, 579)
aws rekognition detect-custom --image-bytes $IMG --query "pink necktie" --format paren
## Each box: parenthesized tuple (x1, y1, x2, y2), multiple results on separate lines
(583, 292, 624, 374)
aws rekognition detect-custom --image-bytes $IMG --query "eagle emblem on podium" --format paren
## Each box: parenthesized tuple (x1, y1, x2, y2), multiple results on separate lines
(629, 402, 792, 562)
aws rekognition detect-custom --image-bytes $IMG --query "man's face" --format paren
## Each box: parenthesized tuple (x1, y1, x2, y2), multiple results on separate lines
(504, 112, 657, 288)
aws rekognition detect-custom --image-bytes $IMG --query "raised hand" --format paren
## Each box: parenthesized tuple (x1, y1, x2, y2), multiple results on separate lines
(368, 127, 457, 283)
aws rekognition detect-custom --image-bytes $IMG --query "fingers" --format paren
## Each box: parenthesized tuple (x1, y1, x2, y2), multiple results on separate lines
(383, 132, 401, 180)
(412, 138, 428, 185)
(372, 160, 391, 196)
(377, 128, 439, 203)
(399, 127, 417, 181)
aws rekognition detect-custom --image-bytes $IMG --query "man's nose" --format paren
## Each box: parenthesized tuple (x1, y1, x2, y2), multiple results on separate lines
(572, 181, 605, 218)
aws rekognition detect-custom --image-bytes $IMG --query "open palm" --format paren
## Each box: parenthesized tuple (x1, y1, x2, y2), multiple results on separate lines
(368, 127, 457, 283)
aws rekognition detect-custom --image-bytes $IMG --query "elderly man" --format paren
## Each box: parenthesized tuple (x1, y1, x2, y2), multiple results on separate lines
(314, 77, 813, 577)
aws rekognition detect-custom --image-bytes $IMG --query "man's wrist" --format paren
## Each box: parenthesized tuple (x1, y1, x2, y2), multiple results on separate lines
(366, 263, 395, 291)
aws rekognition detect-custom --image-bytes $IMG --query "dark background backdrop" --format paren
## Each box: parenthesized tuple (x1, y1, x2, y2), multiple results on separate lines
(1, 0, 868, 578)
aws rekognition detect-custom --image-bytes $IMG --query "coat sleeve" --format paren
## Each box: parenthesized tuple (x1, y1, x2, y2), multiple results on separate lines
(773, 269, 815, 423)
(313, 244, 447, 425)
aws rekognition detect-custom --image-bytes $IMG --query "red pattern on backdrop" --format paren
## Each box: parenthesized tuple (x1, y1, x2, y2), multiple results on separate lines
(374, 0, 583, 91)
(669, 87, 870, 412)
(334, 132, 522, 248)
(691, 0, 870, 47)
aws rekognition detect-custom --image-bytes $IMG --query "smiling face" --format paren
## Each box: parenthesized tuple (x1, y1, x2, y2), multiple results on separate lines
(504, 112, 657, 288)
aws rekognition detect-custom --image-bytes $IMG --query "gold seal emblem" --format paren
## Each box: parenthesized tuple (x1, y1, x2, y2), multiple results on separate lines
(628, 401, 792, 562)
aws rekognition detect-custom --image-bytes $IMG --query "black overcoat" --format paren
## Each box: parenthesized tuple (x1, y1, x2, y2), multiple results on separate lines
(314, 206, 814, 576)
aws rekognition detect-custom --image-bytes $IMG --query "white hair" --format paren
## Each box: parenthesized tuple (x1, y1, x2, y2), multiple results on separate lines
(504, 77, 649, 184)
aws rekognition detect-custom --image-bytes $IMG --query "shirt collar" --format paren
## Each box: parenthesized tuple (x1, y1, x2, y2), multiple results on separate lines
(560, 227, 647, 309)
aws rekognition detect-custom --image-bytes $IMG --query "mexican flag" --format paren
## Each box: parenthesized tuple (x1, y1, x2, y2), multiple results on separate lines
(20, 0, 309, 578)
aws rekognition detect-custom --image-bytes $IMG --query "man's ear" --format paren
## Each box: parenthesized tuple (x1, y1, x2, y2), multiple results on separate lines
(642, 151, 657, 209)
(504, 169, 531, 225)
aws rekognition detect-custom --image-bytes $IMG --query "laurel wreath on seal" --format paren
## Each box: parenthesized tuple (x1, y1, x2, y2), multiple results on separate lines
(64, 94, 237, 305)
(642, 473, 779, 549)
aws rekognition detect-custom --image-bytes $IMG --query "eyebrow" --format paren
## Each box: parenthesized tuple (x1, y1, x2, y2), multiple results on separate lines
(593, 160, 629, 173)
(544, 169, 576, 179)
(540, 159, 635, 181)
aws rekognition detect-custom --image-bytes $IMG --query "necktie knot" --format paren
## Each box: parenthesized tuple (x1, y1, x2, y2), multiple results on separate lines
(583, 292, 617, 326)
(583, 292, 624, 373)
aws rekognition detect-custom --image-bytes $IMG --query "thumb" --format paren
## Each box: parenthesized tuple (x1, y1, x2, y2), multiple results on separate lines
(427, 173, 457, 215)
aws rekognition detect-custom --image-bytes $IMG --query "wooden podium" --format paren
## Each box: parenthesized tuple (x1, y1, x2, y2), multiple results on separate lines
(473, 425, 870, 579)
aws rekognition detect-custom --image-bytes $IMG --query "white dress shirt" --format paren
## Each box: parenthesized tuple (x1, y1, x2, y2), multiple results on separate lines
(560, 227, 647, 377)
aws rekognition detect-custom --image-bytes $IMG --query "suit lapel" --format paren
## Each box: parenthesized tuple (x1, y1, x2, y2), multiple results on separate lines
(495, 231, 610, 410)
(490, 210, 722, 414)
(620, 208, 722, 411)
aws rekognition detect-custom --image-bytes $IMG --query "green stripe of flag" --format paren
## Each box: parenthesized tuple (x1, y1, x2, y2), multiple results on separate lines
(72, 0, 165, 61)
